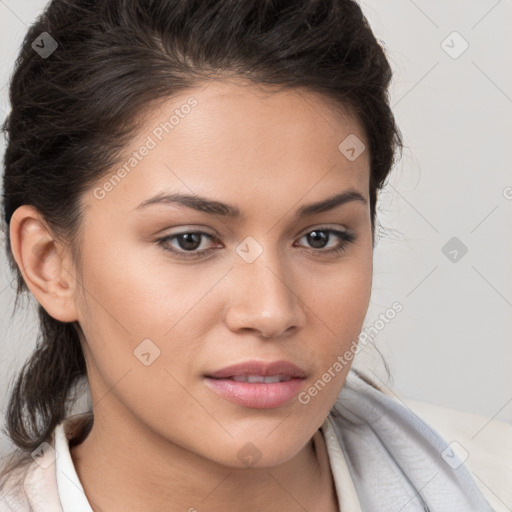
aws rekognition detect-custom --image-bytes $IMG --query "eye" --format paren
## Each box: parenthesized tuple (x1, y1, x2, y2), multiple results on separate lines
(294, 228, 356, 256)
(156, 231, 219, 259)
(156, 227, 356, 260)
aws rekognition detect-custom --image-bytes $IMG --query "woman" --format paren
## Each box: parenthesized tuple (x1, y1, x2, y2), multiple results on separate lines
(0, 1, 507, 510)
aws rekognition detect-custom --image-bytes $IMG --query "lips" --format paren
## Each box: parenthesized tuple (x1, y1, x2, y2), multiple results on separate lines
(231, 375, 291, 383)
(204, 360, 307, 409)
(205, 360, 307, 380)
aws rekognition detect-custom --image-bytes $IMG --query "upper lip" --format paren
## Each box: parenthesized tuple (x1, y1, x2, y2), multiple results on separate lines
(205, 360, 307, 379)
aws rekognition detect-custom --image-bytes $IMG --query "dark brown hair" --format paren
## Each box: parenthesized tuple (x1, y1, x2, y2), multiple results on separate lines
(0, 0, 402, 482)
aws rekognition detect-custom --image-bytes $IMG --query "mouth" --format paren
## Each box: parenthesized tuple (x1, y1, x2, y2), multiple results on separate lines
(227, 375, 293, 383)
(203, 360, 307, 409)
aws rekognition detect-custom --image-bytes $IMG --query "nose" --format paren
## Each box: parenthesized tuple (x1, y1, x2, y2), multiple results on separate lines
(222, 248, 307, 339)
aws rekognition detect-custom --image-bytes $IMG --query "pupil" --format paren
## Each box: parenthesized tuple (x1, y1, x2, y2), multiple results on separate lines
(308, 231, 328, 249)
(179, 233, 201, 250)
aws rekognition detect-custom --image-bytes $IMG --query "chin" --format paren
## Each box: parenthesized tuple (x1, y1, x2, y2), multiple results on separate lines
(203, 430, 311, 470)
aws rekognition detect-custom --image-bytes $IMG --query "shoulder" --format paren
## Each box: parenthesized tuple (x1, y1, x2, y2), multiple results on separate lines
(0, 448, 62, 512)
(329, 370, 510, 511)
(0, 457, 31, 511)
(0, 412, 92, 512)
(400, 396, 512, 511)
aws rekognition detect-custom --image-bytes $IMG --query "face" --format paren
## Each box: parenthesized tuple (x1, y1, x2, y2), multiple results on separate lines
(73, 79, 373, 468)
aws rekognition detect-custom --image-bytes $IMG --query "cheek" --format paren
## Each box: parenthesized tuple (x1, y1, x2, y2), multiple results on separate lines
(326, 263, 372, 333)
(77, 234, 196, 335)
(297, 252, 372, 395)
(74, 241, 213, 429)
(308, 251, 372, 341)
(75, 235, 228, 384)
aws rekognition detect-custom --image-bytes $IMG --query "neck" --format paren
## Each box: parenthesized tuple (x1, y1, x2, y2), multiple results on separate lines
(69, 408, 338, 512)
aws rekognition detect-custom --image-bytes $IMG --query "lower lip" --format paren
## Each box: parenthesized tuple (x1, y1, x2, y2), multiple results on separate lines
(204, 377, 305, 409)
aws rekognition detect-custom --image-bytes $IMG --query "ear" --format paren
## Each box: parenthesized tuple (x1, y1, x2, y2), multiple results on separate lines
(9, 205, 79, 322)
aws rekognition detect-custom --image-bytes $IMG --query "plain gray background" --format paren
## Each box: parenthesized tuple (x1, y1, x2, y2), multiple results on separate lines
(1, 0, 511, 458)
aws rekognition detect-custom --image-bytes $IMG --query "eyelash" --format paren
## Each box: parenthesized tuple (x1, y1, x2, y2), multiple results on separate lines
(156, 227, 356, 260)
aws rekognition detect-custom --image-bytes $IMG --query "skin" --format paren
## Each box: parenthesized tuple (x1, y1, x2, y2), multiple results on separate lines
(10, 79, 373, 511)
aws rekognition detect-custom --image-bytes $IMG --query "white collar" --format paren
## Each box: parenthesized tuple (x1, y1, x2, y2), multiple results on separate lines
(54, 416, 93, 512)
(321, 415, 363, 511)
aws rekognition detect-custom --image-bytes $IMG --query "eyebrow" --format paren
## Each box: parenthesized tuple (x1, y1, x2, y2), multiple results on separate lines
(134, 189, 366, 219)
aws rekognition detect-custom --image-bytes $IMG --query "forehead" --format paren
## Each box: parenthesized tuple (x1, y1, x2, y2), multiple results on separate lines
(155, 78, 365, 153)
(84, 79, 370, 217)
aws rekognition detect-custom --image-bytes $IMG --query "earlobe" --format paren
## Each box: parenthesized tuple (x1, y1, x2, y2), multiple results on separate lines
(9, 205, 79, 323)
